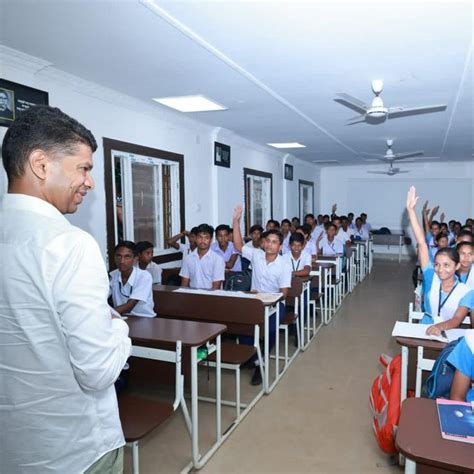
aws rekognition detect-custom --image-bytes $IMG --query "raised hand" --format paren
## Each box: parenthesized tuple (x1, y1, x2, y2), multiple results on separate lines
(440, 212, 445, 223)
(406, 186, 419, 211)
(331, 203, 337, 213)
(422, 200, 429, 212)
(233, 204, 243, 222)
(430, 206, 439, 217)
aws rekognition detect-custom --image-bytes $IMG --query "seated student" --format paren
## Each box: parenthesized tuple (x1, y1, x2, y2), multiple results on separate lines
(109, 241, 156, 317)
(167, 227, 198, 255)
(136, 241, 162, 284)
(233, 206, 292, 385)
(448, 329, 474, 402)
(353, 217, 369, 240)
(340, 215, 354, 242)
(457, 241, 474, 290)
(290, 216, 300, 233)
(295, 224, 317, 257)
(280, 218, 292, 254)
(211, 224, 241, 272)
(360, 213, 372, 232)
(180, 224, 225, 290)
(457, 229, 474, 245)
(316, 223, 344, 256)
(347, 212, 355, 229)
(406, 187, 473, 335)
(430, 232, 450, 260)
(266, 219, 280, 231)
(283, 232, 311, 277)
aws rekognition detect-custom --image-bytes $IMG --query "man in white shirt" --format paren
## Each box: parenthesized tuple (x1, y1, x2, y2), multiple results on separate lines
(110, 241, 156, 317)
(242, 224, 264, 272)
(361, 212, 372, 232)
(354, 217, 370, 240)
(317, 223, 344, 256)
(136, 240, 162, 284)
(180, 224, 225, 289)
(211, 224, 241, 272)
(0, 105, 131, 473)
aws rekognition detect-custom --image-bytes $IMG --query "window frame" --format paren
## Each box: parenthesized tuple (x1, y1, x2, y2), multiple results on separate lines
(298, 179, 315, 221)
(103, 138, 185, 268)
(243, 167, 273, 235)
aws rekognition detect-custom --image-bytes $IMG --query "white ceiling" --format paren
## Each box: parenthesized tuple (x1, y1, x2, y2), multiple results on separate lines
(0, 0, 472, 165)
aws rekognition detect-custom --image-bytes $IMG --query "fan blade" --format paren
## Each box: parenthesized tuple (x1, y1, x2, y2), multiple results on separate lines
(392, 151, 424, 160)
(367, 171, 388, 174)
(335, 93, 369, 114)
(345, 118, 367, 126)
(388, 104, 447, 119)
(359, 152, 385, 158)
(396, 171, 410, 174)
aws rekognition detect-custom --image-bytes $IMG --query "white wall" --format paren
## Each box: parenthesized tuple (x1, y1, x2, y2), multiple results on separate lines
(320, 162, 474, 255)
(0, 48, 320, 261)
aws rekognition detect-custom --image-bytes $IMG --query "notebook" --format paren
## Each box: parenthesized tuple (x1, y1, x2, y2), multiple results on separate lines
(436, 399, 474, 444)
(391, 321, 467, 343)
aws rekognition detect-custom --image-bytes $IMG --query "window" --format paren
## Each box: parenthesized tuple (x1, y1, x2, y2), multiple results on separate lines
(299, 180, 314, 220)
(104, 138, 185, 266)
(244, 168, 273, 234)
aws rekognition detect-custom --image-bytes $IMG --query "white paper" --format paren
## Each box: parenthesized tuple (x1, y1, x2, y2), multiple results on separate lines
(392, 321, 467, 343)
(172, 287, 282, 303)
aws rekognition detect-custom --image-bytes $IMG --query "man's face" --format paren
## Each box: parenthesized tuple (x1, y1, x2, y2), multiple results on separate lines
(266, 222, 276, 231)
(304, 216, 314, 227)
(327, 226, 337, 239)
(0, 92, 8, 112)
(115, 247, 137, 273)
(251, 230, 262, 245)
(458, 245, 473, 269)
(189, 233, 197, 247)
(263, 233, 281, 256)
(281, 222, 290, 234)
(355, 219, 363, 229)
(44, 143, 95, 214)
(290, 241, 304, 258)
(216, 230, 229, 248)
(431, 224, 440, 237)
(341, 219, 348, 231)
(196, 232, 212, 251)
(138, 248, 154, 266)
(333, 219, 341, 229)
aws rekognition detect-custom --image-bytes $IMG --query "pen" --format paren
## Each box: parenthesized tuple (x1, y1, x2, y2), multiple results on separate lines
(440, 330, 448, 340)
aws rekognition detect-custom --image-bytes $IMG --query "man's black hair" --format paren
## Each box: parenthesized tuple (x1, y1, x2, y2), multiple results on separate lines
(348, 212, 354, 217)
(190, 226, 199, 235)
(281, 218, 291, 226)
(326, 223, 337, 230)
(215, 224, 231, 234)
(266, 219, 280, 228)
(114, 240, 138, 256)
(2, 105, 97, 181)
(340, 215, 348, 221)
(136, 241, 154, 253)
(323, 214, 330, 219)
(431, 220, 440, 227)
(355, 217, 363, 223)
(361, 213, 367, 218)
(304, 213, 315, 220)
(289, 232, 305, 245)
(456, 241, 473, 251)
(300, 223, 312, 236)
(440, 223, 448, 230)
(435, 232, 448, 243)
(262, 229, 283, 244)
(459, 230, 473, 239)
(195, 223, 214, 238)
(250, 224, 264, 234)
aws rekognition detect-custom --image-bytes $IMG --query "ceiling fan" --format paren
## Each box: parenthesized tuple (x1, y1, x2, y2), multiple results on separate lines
(335, 80, 447, 125)
(367, 161, 409, 176)
(360, 139, 424, 162)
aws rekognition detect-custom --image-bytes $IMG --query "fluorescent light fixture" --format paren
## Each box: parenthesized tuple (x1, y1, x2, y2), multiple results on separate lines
(267, 142, 306, 149)
(153, 95, 227, 112)
(312, 160, 339, 164)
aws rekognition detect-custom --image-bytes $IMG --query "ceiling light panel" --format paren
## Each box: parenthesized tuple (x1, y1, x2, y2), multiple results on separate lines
(153, 95, 227, 112)
(267, 142, 306, 149)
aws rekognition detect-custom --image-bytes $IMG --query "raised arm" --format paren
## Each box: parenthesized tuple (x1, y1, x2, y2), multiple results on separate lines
(167, 230, 189, 250)
(422, 208, 431, 235)
(406, 186, 430, 268)
(232, 205, 244, 252)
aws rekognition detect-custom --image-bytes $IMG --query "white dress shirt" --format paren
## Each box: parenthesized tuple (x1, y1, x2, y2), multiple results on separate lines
(179, 248, 225, 289)
(135, 261, 162, 284)
(353, 226, 369, 240)
(283, 251, 312, 273)
(242, 245, 292, 293)
(211, 241, 242, 272)
(311, 225, 325, 242)
(0, 194, 131, 474)
(336, 228, 351, 244)
(319, 237, 344, 256)
(110, 267, 156, 317)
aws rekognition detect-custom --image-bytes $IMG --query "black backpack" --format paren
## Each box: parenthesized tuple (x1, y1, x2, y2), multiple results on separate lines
(224, 272, 252, 292)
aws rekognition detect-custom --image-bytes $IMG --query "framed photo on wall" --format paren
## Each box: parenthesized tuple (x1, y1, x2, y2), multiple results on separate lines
(0, 79, 49, 127)
(214, 141, 231, 168)
(284, 163, 293, 181)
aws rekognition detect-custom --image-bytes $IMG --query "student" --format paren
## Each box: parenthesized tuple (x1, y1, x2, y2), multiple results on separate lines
(406, 187, 473, 336)
(233, 205, 292, 385)
(284, 232, 311, 277)
(316, 223, 344, 256)
(211, 224, 241, 272)
(266, 219, 280, 231)
(347, 212, 355, 229)
(353, 217, 369, 240)
(304, 213, 316, 230)
(457, 241, 474, 290)
(136, 240, 162, 284)
(290, 216, 300, 233)
(430, 232, 450, 260)
(360, 212, 372, 232)
(296, 224, 317, 257)
(281, 218, 292, 254)
(167, 227, 198, 255)
(448, 329, 474, 402)
(457, 230, 473, 245)
(109, 241, 156, 317)
(180, 224, 225, 289)
(340, 215, 354, 242)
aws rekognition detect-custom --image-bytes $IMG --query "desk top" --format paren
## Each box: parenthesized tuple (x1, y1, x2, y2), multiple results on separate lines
(312, 261, 336, 270)
(127, 316, 227, 347)
(396, 398, 474, 472)
(396, 336, 446, 351)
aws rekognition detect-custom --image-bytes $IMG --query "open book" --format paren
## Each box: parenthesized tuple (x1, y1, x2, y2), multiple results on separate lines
(392, 321, 467, 343)
(436, 399, 474, 444)
(173, 287, 282, 304)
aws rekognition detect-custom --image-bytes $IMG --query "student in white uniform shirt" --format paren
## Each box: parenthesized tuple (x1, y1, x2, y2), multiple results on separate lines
(136, 240, 162, 284)
(284, 232, 312, 277)
(353, 217, 370, 241)
(340, 215, 354, 241)
(167, 227, 198, 256)
(0, 106, 131, 473)
(180, 224, 225, 289)
(360, 213, 372, 232)
(110, 241, 156, 317)
(211, 224, 241, 272)
(281, 218, 292, 254)
(317, 223, 344, 256)
(233, 206, 292, 385)
(296, 224, 317, 257)
(242, 224, 264, 271)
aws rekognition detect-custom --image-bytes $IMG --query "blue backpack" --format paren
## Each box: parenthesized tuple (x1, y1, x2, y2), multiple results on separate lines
(422, 338, 462, 399)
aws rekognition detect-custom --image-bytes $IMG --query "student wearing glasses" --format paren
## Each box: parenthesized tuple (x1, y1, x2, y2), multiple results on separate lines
(109, 241, 156, 317)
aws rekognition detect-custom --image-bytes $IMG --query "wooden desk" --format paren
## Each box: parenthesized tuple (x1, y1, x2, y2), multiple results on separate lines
(396, 398, 474, 473)
(396, 336, 445, 401)
(152, 285, 282, 394)
(127, 316, 227, 470)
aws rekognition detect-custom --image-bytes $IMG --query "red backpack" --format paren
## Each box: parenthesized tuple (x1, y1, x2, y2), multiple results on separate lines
(369, 353, 401, 454)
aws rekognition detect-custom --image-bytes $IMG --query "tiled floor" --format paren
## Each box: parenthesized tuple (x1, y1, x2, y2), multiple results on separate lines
(124, 258, 413, 473)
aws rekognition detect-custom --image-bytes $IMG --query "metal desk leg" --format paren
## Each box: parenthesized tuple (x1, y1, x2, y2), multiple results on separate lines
(216, 335, 221, 442)
(264, 307, 270, 394)
(191, 346, 199, 466)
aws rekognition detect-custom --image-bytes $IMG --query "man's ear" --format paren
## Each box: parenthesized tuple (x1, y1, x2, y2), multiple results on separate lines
(28, 149, 50, 180)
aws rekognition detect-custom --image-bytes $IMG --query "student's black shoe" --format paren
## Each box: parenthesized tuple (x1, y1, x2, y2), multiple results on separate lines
(251, 367, 262, 386)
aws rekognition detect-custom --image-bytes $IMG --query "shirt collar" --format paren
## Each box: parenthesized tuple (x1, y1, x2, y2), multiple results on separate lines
(1, 193, 68, 222)
(190, 248, 212, 259)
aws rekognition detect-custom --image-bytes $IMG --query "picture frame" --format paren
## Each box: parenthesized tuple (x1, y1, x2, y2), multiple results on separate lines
(214, 141, 231, 168)
(0, 79, 49, 128)
(284, 163, 294, 181)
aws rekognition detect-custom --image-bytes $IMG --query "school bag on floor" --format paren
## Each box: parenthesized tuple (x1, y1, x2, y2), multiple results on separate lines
(421, 338, 462, 399)
(369, 353, 401, 454)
